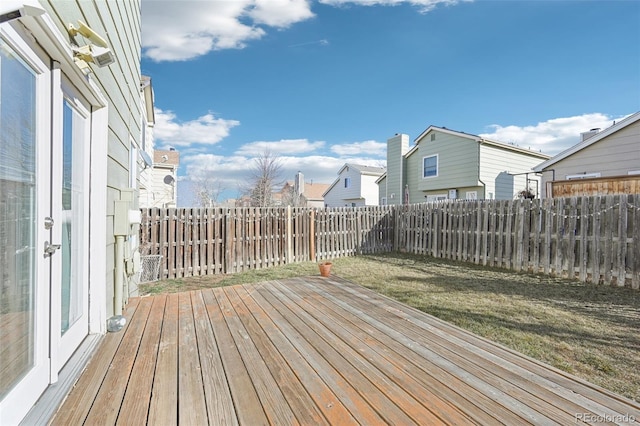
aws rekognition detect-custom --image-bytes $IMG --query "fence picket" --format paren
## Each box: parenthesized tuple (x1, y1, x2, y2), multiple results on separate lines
(140, 196, 638, 288)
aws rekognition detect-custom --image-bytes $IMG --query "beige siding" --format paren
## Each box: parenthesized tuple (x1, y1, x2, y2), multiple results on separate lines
(539, 121, 640, 198)
(549, 121, 639, 179)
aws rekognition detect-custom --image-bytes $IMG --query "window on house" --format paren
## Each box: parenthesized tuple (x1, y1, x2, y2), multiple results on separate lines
(344, 177, 351, 188)
(431, 133, 436, 141)
(423, 155, 438, 178)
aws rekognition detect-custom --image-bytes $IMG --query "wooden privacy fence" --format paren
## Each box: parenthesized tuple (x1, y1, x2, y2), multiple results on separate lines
(139, 206, 395, 279)
(140, 194, 640, 288)
(394, 195, 639, 288)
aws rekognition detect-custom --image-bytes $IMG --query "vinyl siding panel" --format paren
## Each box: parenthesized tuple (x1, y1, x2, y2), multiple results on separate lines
(479, 144, 546, 199)
(413, 132, 478, 192)
(377, 175, 387, 204)
(323, 168, 362, 207)
(548, 121, 640, 179)
(361, 174, 381, 205)
(386, 134, 408, 205)
(46, 0, 142, 318)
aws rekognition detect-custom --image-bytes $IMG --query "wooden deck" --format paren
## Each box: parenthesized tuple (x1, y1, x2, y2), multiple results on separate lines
(51, 276, 640, 425)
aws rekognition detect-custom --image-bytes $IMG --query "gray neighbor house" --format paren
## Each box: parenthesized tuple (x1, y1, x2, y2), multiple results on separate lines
(533, 111, 640, 198)
(378, 127, 551, 204)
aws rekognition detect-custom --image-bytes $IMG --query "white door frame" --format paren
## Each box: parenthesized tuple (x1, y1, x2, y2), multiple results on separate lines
(0, 12, 109, 424)
(0, 23, 53, 426)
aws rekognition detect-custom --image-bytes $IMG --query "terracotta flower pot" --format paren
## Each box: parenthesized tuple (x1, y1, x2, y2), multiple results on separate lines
(319, 261, 332, 277)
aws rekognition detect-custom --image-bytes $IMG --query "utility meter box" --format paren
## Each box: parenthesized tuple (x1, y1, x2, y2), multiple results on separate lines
(114, 188, 140, 236)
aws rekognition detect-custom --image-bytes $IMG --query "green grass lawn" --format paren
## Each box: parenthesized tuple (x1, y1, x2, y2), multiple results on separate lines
(139, 252, 640, 402)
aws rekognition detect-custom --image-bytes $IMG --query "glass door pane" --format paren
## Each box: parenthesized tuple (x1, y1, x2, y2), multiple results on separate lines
(0, 38, 37, 400)
(56, 87, 89, 365)
(60, 101, 81, 334)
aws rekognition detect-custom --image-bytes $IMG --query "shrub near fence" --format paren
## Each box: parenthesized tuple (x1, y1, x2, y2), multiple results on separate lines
(140, 194, 640, 289)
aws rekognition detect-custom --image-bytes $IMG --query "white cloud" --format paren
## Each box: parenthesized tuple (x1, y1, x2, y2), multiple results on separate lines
(179, 151, 386, 205)
(319, 0, 469, 13)
(141, 0, 467, 61)
(479, 113, 630, 156)
(153, 108, 240, 147)
(249, 0, 315, 27)
(142, 0, 314, 61)
(330, 140, 386, 156)
(235, 139, 326, 156)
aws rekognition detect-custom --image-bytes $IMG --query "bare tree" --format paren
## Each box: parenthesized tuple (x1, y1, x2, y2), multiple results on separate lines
(247, 149, 283, 207)
(191, 174, 224, 207)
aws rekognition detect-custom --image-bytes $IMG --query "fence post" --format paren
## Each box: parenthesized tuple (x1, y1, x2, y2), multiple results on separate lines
(224, 209, 232, 273)
(309, 209, 316, 262)
(286, 205, 293, 264)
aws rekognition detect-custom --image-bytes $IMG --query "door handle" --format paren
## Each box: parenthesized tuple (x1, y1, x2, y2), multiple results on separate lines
(44, 241, 61, 257)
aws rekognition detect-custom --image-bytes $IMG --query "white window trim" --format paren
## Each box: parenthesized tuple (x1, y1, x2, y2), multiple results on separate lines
(566, 172, 601, 180)
(422, 154, 439, 179)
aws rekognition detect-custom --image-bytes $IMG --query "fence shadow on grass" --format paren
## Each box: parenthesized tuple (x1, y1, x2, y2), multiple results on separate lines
(357, 253, 640, 333)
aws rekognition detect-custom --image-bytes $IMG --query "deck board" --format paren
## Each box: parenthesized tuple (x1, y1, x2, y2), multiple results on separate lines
(147, 292, 179, 425)
(192, 290, 237, 426)
(117, 293, 165, 425)
(51, 276, 640, 425)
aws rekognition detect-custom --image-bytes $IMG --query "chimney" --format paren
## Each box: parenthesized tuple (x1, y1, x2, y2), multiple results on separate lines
(580, 128, 600, 142)
(294, 171, 304, 195)
(386, 134, 409, 205)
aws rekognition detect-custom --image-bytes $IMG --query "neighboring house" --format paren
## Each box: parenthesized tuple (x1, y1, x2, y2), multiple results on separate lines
(381, 128, 550, 205)
(533, 112, 640, 198)
(140, 149, 180, 208)
(276, 172, 330, 208)
(324, 164, 386, 207)
(0, 1, 142, 423)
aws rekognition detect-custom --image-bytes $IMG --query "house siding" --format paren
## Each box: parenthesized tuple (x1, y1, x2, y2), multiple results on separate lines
(386, 134, 409, 205)
(324, 165, 384, 207)
(539, 121, 640, 197)
(361, 174, 381, 205)
(386, 126, 550, 203)
(479, 143, 545, 200)
(47, 0, 142, 318)
(415, 131, 479, 192)
(377, 175, 387, 204)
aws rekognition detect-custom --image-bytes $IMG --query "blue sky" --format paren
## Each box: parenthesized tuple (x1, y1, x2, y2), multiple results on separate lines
(140, 0, 640, 205)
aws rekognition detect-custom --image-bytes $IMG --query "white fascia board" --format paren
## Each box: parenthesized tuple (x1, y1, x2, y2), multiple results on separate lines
(414, 125, 481, 144)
